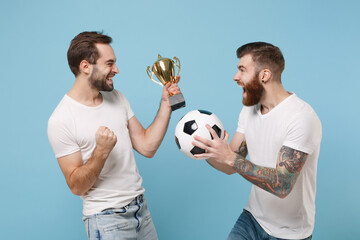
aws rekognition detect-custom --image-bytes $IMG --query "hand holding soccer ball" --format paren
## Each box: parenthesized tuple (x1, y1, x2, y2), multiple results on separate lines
(174, 110, 224, 160)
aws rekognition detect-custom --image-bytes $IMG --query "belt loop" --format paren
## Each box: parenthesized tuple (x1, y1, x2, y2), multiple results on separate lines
(138, 194, 143, 204)
(132, 194, 144, 205)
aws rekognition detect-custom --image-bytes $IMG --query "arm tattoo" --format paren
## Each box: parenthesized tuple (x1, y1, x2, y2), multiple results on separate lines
(278, 146, 307, 173)
(235, 140, 248, 158)
(233, 145, 308, 198)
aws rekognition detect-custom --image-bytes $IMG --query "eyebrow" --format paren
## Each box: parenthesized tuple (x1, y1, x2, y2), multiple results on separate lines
(238, 65, 246, 70)
(106, 59, 116, 64)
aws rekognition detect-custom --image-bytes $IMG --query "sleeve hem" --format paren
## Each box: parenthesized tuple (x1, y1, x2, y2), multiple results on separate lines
(283, 142, 313, 154)
(55, 149, 81, 159)
(236, 128, 245, 133)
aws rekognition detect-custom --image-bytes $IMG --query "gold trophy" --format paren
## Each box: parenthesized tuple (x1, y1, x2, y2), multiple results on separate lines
(147, 54, 186, 111)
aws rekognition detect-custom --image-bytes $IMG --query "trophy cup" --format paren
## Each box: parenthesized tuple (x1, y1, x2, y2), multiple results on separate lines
(147, 54, 186, 111)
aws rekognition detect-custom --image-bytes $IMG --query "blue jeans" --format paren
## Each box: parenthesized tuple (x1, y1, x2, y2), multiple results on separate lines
(227, 210, 312, 240)
(83, 195, 158, 240)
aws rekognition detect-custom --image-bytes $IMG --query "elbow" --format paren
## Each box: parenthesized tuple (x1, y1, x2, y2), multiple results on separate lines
(274, 174, 298, 199)
(276, 186, 293, 199)
(145, 153, 155, 158)
(66, 168, 93, 196)
(278, 192, 289, 199)
(225, 169, 236, 175)
(72, 191, 84, 196)
(136, 142, 158, 158)
(143, 144, 159, 158)
(68, 184, 86, 196)
(142, 150, 156, 158)
(70, 187, 85, 196)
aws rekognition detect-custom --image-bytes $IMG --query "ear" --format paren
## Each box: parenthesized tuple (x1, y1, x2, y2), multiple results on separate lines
(260, 69, 272, 83)
(79, 60, 92, 75)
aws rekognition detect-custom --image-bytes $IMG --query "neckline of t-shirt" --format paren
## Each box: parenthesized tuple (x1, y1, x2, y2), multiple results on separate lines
(256, 92, 295, 118)
(64, 93, 105, 110)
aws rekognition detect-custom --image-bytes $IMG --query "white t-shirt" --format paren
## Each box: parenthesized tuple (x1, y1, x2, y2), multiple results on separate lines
(48, 90, 145, 216)
(236, 93, 322, 239)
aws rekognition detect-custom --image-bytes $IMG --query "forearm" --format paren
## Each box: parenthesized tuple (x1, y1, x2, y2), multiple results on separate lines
(206, 138, 247, 175)
(68, 147, 108, 196)
(142, 100, 171, 155)
(206, 154, 237, 175)
(233, 154, 294, 198)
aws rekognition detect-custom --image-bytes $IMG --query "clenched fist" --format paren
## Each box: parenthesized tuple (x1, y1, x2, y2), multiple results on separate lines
(95, 126, 117, 156)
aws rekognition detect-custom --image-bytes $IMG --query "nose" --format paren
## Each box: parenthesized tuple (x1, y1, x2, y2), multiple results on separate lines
(113, 64, 119, 74)
(233, 71, 244, 87)
(233, 71, 240, 82)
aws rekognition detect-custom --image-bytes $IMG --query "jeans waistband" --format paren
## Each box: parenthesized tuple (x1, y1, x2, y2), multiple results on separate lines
(128, 194, 144, 205)
(100, 194, 144, 213)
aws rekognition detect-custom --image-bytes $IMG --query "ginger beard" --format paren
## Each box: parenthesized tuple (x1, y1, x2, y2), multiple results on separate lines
(89, 66, 114, 92)
(242, 73, 264, 106)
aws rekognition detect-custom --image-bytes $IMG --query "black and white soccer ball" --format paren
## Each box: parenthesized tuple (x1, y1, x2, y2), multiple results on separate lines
(174, 109, 224, 160)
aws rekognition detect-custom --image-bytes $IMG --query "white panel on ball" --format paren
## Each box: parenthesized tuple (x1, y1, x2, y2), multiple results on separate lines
(174, 110, 224, 160)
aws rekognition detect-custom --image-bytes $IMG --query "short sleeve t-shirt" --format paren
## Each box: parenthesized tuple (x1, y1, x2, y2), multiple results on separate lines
(48, 90, 145, 216)
(237, 93, 322, 239)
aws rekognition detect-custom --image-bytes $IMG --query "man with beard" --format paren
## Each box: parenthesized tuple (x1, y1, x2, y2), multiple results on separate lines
(47, 31, 181, 240)
(193, 42, 322, 240)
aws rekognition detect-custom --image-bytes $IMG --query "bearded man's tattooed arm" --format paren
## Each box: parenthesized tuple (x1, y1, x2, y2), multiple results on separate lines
(236, 140, 248, 158)
(233, 145, 308, 198)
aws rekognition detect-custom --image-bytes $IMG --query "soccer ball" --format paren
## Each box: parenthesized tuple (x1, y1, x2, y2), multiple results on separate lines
(174, 109, 224, 160)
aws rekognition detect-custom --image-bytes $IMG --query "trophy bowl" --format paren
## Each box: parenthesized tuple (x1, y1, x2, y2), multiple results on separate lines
(147, 54, 185, 111)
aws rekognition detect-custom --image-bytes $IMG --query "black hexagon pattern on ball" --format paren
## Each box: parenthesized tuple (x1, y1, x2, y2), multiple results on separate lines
(198, 109, 212, 115)
(211, 124, 222, 140)
(183, 120, 198, 135)
(175, 136, 181, 149)
(190, 146, 206, 155)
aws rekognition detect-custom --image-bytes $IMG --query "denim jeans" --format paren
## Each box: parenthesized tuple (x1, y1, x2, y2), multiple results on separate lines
(83, 195, 158, 240)
(227, 209, 312, 240)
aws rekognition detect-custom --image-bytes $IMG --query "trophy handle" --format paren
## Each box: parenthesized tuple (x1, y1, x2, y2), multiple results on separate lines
(147, 66, 163, 87)
(173, 56, 181, 78)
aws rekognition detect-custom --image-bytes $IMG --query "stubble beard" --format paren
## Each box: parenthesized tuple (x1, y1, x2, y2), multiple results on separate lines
(89, 66, 114, 92)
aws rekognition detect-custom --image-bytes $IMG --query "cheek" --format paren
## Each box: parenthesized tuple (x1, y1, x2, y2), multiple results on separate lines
(242, 76, 251, 86)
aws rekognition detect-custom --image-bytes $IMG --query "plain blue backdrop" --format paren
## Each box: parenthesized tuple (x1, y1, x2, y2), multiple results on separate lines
(1, 0, 359, 239)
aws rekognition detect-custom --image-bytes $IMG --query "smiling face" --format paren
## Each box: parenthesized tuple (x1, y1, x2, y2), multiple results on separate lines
(233, 54, 264, 106)
(89, 43, 119, 92)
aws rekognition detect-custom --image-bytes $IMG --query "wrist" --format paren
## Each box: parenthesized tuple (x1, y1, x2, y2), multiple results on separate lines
(159, 99, 172, 114)
(93, 146, 110, 160)
(226, 151, 237, 167)
(233, 154, 253, 174)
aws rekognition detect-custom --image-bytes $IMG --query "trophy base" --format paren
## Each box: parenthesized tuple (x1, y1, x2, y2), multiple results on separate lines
(169, 93, 186, 111)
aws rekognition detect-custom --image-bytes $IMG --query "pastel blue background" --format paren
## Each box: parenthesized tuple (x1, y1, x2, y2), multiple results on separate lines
(1, 0, 359, 239)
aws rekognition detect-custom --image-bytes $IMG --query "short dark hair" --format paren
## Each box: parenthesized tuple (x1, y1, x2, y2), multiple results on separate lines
(67, 31, 112, 76)
(236, 42, 285, 75)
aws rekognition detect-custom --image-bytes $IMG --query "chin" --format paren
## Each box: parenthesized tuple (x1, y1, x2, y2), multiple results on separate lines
(103, 84, 114, 92)
(242, 99, 259, 106)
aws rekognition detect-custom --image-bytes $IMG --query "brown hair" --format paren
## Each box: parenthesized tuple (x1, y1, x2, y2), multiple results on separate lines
(67, 31, 112, 76)
(236, 42, 285, 75)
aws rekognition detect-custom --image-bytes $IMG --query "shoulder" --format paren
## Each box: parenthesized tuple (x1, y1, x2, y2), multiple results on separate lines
(48, 96, 72, 123)
(48, 96, 75, 130)
(284, 95, 322, 151)
(288, 94, 321, 126)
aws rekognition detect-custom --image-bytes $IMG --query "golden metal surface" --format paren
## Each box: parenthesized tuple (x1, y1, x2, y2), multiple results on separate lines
(146, 54, 181, 87)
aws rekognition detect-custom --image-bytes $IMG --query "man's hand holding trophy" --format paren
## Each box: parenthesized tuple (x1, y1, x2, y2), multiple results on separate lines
(147, 54, 186, 111)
